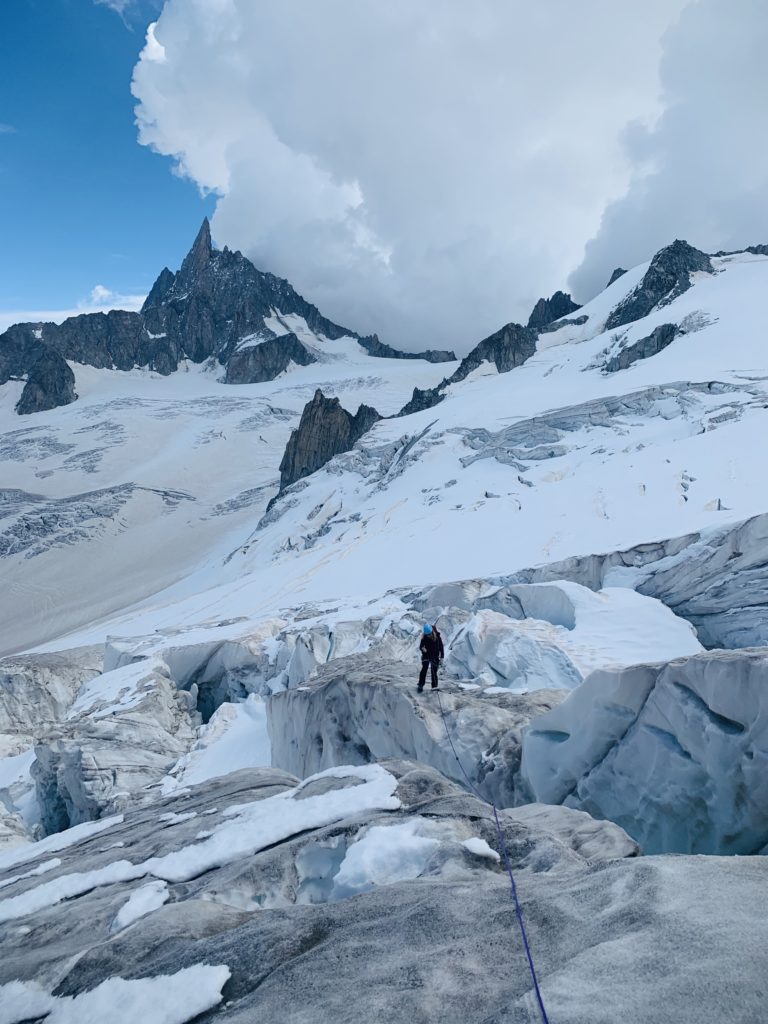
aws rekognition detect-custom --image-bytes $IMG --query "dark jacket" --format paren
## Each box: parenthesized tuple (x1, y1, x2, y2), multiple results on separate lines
(419, 628, 444, 662)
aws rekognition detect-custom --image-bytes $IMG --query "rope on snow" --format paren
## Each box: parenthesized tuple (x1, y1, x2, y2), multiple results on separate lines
(435, 688, 551, 1024)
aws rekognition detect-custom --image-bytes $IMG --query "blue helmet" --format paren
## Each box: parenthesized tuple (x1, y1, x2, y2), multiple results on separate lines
(423, 624, 433, 634)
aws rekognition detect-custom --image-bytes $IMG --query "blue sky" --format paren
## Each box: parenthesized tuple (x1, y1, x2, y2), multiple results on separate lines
(0, 0, 212, 325)
(1, 2, 764, 348)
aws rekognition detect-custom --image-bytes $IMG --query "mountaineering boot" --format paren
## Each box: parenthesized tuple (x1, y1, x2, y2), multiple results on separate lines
(416, 685, 424, 693)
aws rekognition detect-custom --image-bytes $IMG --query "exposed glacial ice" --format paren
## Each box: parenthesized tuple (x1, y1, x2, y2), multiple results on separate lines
(522, 647, 768, 853)
(0, 762, 763, 1024)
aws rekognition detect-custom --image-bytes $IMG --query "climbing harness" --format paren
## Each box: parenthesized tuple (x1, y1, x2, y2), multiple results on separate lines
(436, 689, 551, 1024)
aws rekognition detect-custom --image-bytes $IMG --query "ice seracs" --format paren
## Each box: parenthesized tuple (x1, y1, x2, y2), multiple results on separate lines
(522, 647, 768, 854)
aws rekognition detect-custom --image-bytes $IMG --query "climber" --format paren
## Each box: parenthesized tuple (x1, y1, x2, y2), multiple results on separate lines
(417, 623, 444, 692)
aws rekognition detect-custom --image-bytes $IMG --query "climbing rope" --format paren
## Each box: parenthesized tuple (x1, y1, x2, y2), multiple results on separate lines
(435, 688, 551, 1024)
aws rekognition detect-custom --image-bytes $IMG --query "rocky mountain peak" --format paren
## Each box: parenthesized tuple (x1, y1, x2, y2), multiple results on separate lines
(178, 216, 213, 281)
(527, 290, 581, 329)
(605, 239, 714, 330)
(447, 322, 539, 387)
(607, 267, 627, 287)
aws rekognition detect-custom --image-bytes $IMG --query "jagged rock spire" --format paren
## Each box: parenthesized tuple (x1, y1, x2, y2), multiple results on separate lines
(179, 217, 213, 279)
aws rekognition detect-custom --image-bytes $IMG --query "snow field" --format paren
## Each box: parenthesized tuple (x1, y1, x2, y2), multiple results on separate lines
(161, 693, 271, 794)
(0, 765, 401, 922)
(0, 254, 763, 661)
(0, 964, 230, 1024)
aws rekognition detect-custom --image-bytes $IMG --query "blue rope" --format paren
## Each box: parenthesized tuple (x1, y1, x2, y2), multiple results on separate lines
(435, 688, 551, 1024)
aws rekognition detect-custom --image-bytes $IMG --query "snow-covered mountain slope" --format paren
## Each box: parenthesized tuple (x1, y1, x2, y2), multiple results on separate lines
(0, 347, 454, 654)
(13, 244, 762, 659)
(243, 249, 768, 609)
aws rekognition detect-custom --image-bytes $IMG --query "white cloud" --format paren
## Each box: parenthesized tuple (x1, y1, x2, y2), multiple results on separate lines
(570, 0, 768, 300)
(89, 284, 114, 304)
(0, 123, 16, 135)
(131, 1, 723, 352)
(141, 22, 166, 63)
(94, 0, 132, 16)
(0, 288, 146, 335)
(80, 285, 145, 312)
(94, 0, 163, 25)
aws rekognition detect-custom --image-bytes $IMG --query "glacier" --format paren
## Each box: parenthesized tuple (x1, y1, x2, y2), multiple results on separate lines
(1, 234, 768, 1021)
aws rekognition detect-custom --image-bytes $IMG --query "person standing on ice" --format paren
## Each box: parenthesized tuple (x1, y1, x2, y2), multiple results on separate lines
(417, 624, 444, 692)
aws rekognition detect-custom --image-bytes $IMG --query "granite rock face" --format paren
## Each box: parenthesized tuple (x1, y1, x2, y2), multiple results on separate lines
(712, 243, 768, 257)
(605, 239, 714, 330)
(0, 324, 52, 387)
(357, 333, 455, 363)
(606, 266, 627, 287)
(527, 290, 581, 329)
(397, 384, 445, 416)
(15, 350, 76, 415)
(279, 389, 381, 490)
(52, 310, 148, 370)
(224, 333, 316, 385)
(446, 321, 539, 386)
(395, 313, 569, 418)
(140, 219, 352, 370)
(604, 322, 679, 373)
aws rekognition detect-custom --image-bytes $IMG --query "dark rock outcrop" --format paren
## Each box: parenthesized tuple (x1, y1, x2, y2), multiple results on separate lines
(538, 314, 588, 336)
(398, 385, 445, 416)
(54, 310, 148, 370)
(446, 322, 538, 386)
(357, 334, 456, 363)
(15, 349, 76, 415)
(224, 333, 316, 384)
(604, 323, 679, 373)
(0, 323, 50, 386)
(395, 321, 540, 417)
(527, 290, 581, 329)
(711, 244, 768, 257)
(279, 390, 381, 490)
(605, 240, 714, 331)
(607, 267, 627, 287)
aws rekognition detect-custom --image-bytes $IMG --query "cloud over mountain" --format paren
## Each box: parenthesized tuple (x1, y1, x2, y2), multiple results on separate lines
(131, 1, 766, 352)
(570, 0, 768, 301)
